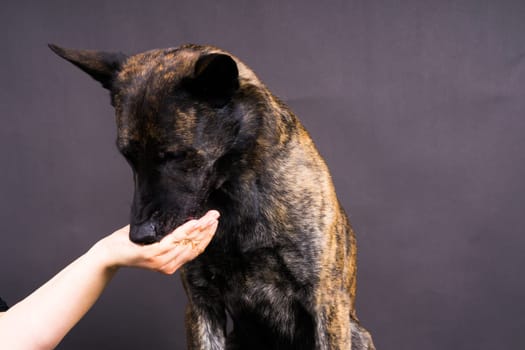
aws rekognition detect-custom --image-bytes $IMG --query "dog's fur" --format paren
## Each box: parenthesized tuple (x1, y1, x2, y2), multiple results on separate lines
(0, 297, 8, 312)
(50, 43, 375, 349)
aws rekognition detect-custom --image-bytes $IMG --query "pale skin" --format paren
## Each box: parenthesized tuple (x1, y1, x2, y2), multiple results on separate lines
(0, 210, 220, 350)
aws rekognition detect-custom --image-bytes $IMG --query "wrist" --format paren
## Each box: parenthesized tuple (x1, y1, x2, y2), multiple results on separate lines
(85, 239, 120, 274)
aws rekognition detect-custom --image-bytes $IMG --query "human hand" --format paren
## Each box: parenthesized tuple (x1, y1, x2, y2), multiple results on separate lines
(90, 210, 220, 274)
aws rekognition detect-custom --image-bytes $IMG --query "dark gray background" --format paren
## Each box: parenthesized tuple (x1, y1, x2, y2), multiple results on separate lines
(1, 0, 524, 349)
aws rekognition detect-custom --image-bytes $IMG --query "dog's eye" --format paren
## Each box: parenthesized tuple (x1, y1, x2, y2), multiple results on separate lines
(158, 150, 187, 162)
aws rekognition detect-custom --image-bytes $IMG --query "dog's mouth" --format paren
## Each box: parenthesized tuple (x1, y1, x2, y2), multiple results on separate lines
(130, 190, 213, 244)
(129, 209, 204, 244)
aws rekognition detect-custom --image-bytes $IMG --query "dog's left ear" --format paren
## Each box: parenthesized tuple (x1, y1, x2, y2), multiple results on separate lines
(188, 53, 239, 107)
(48, 44, 127, 90)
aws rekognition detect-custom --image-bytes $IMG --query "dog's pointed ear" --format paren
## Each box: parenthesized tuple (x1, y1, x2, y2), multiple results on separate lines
(48, 44, 127, 90)
(188, 53, 239, 107)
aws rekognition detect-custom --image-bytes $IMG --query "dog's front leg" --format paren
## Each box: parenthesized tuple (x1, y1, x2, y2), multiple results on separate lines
(185, 301, 227, 350)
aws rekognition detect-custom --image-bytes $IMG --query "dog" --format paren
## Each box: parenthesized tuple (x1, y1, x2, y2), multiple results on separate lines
(50, 43, 375, 349)
(0, 297, 8, 312)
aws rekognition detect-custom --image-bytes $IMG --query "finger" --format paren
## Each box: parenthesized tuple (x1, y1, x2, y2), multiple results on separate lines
(153, 224, 217, 274)
(156, 244, 187, 271)
(159, 257, 186, 275)
(196, 210, 220, 230)
(160, 221, 217, 268)
(195, 221, 218, 254)
(160, 219, 199, 245)
(157, 240, 196, 273)
(156, 210, 220, 254)
(159, 215, 217, 247)
(177, 220, 218, 260)
(184, 211, 220, 240)
(161, 209, 218, 242)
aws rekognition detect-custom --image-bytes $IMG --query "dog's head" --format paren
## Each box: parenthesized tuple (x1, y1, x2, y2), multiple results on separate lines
(51, 44, 261, 244)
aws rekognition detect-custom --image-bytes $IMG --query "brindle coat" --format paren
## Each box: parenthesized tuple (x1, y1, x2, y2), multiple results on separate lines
(50, 43, 375, 350)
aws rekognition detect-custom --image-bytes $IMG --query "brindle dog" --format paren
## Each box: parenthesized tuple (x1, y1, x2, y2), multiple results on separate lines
(50, 43, 375, 350)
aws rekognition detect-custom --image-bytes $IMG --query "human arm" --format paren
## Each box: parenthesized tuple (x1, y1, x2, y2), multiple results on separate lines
(0, 210, 219, 350)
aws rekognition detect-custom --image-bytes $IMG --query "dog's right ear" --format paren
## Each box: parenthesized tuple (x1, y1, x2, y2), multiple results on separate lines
(48, 44, 127, 90)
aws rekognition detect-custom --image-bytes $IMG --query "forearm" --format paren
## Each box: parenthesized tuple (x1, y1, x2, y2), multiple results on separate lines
(0, 212, 218, 350)
(0, 248, 117, 350)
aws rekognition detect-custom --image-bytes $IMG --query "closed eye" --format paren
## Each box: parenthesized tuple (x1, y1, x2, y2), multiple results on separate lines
(158, 150, 188, 162)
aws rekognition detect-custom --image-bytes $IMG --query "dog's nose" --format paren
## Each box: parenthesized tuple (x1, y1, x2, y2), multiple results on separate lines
(130, 221, 158, 244)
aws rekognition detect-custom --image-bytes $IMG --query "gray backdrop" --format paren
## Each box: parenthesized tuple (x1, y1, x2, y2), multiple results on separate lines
(1, 0, 524, 349)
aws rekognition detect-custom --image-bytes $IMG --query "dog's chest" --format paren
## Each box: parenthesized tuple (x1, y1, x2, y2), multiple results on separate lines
(189, 259, 317, 348)
(187, 235, 317, 335)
